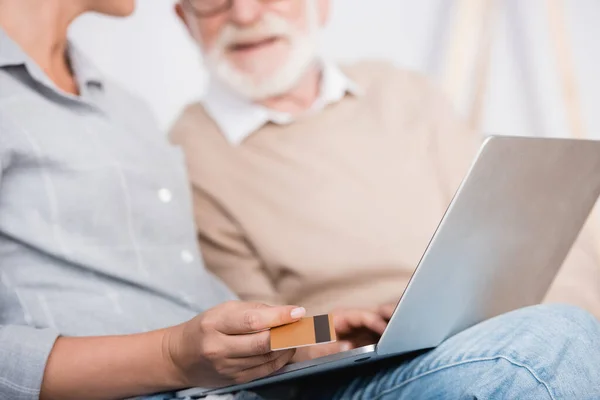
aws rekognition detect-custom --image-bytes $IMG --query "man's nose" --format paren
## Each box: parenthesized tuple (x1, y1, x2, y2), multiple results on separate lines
(229, 0, 264, 26)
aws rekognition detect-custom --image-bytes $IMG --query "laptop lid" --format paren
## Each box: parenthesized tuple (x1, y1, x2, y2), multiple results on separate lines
(377, 135, 600, 356)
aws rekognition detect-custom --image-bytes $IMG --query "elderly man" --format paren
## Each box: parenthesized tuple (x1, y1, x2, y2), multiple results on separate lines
(170, 0, 600, 318)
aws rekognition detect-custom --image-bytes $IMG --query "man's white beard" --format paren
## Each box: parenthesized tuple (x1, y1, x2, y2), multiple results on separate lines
(202, 2, 320, 101)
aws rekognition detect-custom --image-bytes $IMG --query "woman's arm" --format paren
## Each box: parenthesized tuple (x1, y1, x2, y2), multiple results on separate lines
(37, 301, 304, 400)
(40, 329, 181, 400)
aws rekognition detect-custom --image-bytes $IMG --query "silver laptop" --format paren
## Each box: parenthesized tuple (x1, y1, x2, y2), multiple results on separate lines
(178, 135, 600, 398)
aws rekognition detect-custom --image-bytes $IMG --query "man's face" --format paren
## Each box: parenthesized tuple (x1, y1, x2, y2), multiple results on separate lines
(85, 0, 136, 17)
(177, 0, 330, 100)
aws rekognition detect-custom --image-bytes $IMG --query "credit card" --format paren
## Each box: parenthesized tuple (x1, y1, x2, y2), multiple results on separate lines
(270, 314, 337, 351)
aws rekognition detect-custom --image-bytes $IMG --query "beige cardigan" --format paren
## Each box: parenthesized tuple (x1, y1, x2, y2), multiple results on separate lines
(170, 61, 600, 318)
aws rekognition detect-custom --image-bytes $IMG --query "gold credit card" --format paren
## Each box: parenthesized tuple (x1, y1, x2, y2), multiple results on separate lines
(270, 314, 337, 351)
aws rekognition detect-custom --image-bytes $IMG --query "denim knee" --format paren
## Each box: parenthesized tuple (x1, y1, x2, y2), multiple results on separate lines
(530, 303, 597, 323)
(506, 304, 600, 397)
(519, 303, 600, 341)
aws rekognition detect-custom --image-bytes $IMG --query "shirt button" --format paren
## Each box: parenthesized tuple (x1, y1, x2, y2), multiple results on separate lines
(158, 188, 172, 203)
(181, 250, 194, 264)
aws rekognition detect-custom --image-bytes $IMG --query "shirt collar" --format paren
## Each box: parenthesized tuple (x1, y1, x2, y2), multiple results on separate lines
(0, 25, 27, 67)
(202, 58, 363, 145)
(0, 25, 104, 91)
(67, 41, 104, 89)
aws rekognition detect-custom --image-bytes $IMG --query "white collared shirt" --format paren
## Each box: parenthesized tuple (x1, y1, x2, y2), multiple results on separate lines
(202, 60, 362, 145)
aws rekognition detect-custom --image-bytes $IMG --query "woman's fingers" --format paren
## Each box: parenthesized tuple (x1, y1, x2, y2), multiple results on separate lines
(218, 330, 272, 359)
(233, 349, 296, 383)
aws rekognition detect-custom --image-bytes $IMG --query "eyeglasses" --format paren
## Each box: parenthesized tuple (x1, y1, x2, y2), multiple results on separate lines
(183, 0, 283, 18)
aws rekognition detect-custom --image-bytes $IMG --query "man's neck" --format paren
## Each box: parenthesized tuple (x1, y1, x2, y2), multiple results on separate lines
(258, 63, 322, 115)
(0, 0, 84, 94)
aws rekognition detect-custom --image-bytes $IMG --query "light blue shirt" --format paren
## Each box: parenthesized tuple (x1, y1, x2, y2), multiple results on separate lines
(0, 27, 236, 399)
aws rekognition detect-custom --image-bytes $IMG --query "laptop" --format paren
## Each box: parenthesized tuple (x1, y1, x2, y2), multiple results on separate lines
(178, 135, 600, 398)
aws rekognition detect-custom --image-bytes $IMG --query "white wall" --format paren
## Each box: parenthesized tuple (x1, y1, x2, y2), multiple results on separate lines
(482, 0, 599, 140)
(69, 0, 599, 140)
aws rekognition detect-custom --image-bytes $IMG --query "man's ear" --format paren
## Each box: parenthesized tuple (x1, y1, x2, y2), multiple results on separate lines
(174, 3, 193, 36)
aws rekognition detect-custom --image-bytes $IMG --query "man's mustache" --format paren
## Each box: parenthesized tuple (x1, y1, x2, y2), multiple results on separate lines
(214, 17, 294, 50)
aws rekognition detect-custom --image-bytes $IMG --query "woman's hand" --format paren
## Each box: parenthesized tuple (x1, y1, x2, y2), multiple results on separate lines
(166, 300, 306, 388)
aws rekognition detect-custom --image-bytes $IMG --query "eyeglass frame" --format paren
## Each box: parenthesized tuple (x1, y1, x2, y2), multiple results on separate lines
(182, 0, 284, 18)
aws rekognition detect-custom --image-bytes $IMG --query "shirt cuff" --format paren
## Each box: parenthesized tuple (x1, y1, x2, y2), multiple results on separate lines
(0, 325, 60, 400)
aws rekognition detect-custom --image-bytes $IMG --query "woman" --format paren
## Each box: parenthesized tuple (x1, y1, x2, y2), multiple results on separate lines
(0, 1, 307, 399)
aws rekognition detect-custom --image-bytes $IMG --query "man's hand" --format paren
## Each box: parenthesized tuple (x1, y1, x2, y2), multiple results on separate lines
(292, 305, 394, 362)
(378, 302, 396, 322)
(165, 300, 306, 388)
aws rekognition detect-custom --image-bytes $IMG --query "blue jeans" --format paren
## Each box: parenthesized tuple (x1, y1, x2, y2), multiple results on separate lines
(144, 304, 600, 399)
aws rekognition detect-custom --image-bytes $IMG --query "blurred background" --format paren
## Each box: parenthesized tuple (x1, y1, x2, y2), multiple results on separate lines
(68, 0, 599, 142)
